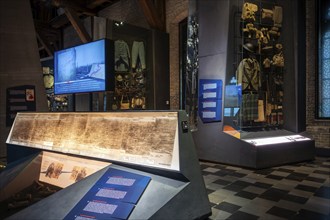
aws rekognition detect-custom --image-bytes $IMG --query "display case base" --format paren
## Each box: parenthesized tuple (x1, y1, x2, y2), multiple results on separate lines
(194, 129, 315, 169)
(3, 111, 211, 219)
(2, 154, 211, 220)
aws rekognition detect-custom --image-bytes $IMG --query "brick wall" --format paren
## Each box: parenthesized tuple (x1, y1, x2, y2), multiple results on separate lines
(166, 0, 188, 110)
(306, 0, 330, 150)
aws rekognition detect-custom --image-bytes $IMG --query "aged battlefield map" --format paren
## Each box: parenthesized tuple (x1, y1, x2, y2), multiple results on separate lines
(7, 112, 179, 171)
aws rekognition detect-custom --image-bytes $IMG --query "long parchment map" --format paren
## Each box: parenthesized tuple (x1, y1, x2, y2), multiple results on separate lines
(7, 112, 179, 170)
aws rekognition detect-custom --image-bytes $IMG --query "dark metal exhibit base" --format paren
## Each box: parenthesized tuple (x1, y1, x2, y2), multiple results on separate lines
(3, 111, 211, 220)
(3, 161, 209, 220)
(193, 129, 315, 169)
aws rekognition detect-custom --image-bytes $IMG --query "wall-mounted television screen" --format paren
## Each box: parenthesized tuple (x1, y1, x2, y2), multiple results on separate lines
(54, 39, 114, 95)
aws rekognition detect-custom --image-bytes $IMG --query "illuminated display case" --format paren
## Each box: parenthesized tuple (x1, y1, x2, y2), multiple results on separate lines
(220, 0, 315, 167)
(7, 112, 180, 171)
(193, 0, 314, 169)
(224, 0, 286, 132)
(2, 111, 211, 219)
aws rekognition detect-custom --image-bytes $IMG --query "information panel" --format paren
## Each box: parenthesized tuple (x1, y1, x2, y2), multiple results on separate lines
(64, 168, 151, 220)
(198, 79, 223, 123)
(6, 85, 36, 127)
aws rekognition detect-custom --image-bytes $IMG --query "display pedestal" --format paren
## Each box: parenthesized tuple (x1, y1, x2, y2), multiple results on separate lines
(3, 111, 211, 219)
(194, 128, 315, 169)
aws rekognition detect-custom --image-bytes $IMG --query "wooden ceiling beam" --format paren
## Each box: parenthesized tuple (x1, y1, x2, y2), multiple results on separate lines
(86, 0, 112, 9)
(153, 0, 165, 29)
(49, 13, 70, 29)
(53, 0, 96, 16)
(137, 0, 164, 31)
(64, 7, 91, 43)
(34, 20, 61, 36)
(36, 30, 54, 57)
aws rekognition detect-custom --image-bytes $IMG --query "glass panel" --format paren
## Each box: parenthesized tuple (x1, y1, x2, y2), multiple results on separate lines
(318, 0, 330, 118)
(322, 80, 330, 98)
(8, 112, 180, 171)
(321, 98, 330, 117)
(323, 37, 330, 59)
(323, 59, 330, 78)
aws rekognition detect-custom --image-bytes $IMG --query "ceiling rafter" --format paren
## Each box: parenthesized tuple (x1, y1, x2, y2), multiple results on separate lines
(34, 20, 61, 36)
(48, 14, 70, 29)
(31, 0, 113, 60)
(137, 0, 165, 31)
(36, 30, 54, 58)
(64, 7, 91, 43)
(86, 0, 113, 9)
(52, 0, 96, 16)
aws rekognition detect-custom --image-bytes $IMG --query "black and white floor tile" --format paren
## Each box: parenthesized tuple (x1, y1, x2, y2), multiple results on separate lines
(200, 157, 330, 220)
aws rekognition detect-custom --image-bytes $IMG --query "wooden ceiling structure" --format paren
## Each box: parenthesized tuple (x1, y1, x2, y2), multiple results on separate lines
(30, 0, 165, 61)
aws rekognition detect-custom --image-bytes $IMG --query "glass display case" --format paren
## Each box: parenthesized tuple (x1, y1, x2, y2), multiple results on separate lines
(7, 112, 180, 171)
(111, 23, 148, 110)
(194, 0, 314, 169)
(224, 0, 285, 135)
(108, 20, 170, 111)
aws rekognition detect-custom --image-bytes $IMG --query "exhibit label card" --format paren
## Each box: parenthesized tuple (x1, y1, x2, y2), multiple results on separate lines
(198, 79, 223, 123)
(64, 167, 151, 220)
(89, 167, 151, 204)
(64, 199, 134, 220)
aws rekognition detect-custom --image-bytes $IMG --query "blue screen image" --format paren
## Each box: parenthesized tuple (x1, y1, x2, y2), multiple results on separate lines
(54, 39, 107, 94)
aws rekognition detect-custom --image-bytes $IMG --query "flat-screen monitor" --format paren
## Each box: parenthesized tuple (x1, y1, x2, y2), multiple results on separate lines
(54, 39, 114, 95)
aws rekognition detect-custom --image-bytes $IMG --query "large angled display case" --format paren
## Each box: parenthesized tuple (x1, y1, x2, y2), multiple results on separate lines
(2, 111, 211, 219)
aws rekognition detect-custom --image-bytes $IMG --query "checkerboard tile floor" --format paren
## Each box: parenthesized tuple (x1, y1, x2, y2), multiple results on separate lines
(200, 157, 330, 220)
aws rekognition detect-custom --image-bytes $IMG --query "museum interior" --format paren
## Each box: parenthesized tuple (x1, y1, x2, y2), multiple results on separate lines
(0, 0, 329, 219)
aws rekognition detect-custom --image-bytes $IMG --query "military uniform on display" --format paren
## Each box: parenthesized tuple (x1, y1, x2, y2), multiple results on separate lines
(113, 39, 147, 110)
(236, 43, 261, 123)
(234, 1, 285, 129)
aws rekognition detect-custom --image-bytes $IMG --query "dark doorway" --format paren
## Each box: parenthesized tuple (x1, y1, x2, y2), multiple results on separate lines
(179, 18, 188, 109)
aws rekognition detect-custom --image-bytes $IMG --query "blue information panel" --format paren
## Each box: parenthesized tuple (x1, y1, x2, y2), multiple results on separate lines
(198, 79, 223, 123)
(64, 167, 151, 220)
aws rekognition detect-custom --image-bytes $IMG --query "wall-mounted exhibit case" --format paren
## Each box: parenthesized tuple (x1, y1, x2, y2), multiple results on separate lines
(42, 17, 170, 112)
(108, 20, 170, 111)
(193, 0, 314, 169)
(71, 18, 170, 112)
(2, 111, 211, 219)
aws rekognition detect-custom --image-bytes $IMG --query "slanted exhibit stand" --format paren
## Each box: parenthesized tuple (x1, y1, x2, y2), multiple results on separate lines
(194, 128, 315, 169)
(1, 111, 211, 219)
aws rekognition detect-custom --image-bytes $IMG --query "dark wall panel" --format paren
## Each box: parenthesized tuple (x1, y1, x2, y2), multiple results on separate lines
(0, 0, 48, 158)
(194, 0, 230, 160)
